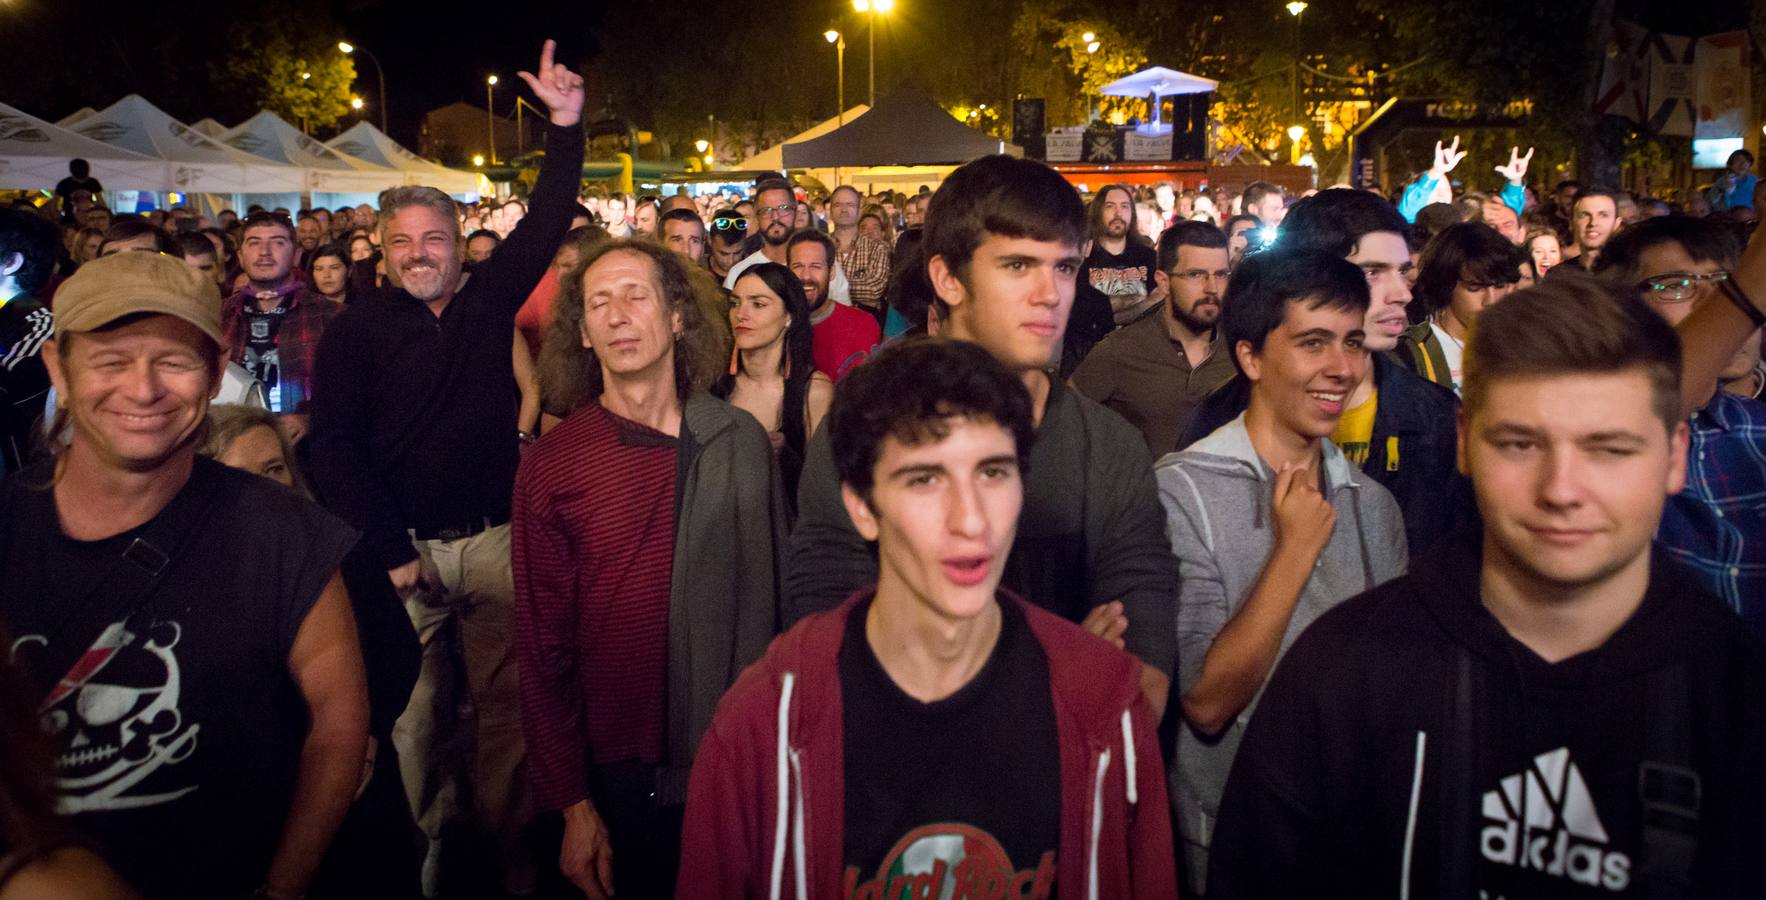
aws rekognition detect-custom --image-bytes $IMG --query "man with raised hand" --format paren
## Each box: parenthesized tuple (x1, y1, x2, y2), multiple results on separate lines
(307, 39, 584, 898)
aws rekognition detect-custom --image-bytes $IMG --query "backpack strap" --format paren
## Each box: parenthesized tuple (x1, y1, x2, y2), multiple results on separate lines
(33, 465, 223, 707)
(1637, 662, 1698, 898)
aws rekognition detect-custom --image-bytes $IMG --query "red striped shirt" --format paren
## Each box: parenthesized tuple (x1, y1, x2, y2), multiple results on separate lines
(513, 402, 677, 811)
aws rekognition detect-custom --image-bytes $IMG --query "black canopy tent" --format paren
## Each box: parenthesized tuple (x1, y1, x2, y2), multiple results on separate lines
(780, 88, 1020, 169)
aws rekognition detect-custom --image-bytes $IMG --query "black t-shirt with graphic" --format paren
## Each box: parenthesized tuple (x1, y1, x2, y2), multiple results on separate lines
(0, 456, 356, 899)
(1079, 241, 1158, 317)
(839, 596, 1061, 899)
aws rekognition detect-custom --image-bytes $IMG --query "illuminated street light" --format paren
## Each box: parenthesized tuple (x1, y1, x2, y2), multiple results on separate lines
(486, 75, 502, 164)
(1287, 124, 1306, 142)
(301, 72, 311, 81)
(824, 29, 840, 43)
(351, 97, 364, 110)
(851, 0, 892, 106)
(1086, 41, 1101, 54)
(1081, 31, 1095, 42)
(1287, 1, 1308, 15)
(338, 41, 389, 131)
(695, 139, 710, 153)
(825, 28, 847, 125)
(472, 154, 485, 167)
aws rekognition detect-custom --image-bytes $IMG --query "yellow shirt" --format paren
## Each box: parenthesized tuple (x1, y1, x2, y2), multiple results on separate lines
(1331, 388, 1378, 467)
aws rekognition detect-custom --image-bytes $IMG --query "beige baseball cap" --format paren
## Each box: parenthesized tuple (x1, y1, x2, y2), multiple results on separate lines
(52, 250, 224, 346)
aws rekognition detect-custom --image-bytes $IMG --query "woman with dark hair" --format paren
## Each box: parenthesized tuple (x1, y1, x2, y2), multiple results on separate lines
(305, 241, 353, 304)
(714, 262, 831, 502)
(1396, 221, 1524, 392)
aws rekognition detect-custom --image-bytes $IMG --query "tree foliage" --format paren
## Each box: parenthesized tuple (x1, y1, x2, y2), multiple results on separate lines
(214, 27, 357, 133)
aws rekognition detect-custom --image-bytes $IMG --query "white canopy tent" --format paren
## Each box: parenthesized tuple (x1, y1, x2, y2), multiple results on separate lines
(57, 107, 98, 129)
(0, 101, 166, 190)
(189, 118, 229, 139)
(1099, 66, 1219, 133)
(223, 111, 405, 207)
(327, 121, 483, 199)
(69, 95, 307, 214)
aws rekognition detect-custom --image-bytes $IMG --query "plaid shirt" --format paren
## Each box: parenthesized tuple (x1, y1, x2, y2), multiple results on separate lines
(220, 280, 340, 414)
(1657, 389, 1766, 637)
(837, 233, 893, 310)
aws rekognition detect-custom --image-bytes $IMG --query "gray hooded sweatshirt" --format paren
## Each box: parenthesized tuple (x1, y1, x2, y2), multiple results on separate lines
(1155, 413, 1407, 883)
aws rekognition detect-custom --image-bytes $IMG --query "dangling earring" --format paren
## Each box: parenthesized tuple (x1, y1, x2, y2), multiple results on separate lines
(727, 343, 739, 375)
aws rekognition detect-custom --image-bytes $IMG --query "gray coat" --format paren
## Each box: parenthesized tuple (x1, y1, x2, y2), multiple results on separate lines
(662, 394, 790, 803)
(1156, 413, 1407, 871)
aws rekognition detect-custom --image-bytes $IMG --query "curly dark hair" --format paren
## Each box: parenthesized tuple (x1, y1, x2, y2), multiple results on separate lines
(829, 337, 1034, 503)
(538, 238, 723, 417)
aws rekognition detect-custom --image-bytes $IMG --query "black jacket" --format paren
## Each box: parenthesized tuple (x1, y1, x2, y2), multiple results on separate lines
(1178, 352, 1473, 555)
(307, 124, 584, 568)
(1209, 529, 1766, 899)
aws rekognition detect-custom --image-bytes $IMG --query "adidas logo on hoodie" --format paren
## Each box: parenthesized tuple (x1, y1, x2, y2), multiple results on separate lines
(1480, 747, 1631, 891)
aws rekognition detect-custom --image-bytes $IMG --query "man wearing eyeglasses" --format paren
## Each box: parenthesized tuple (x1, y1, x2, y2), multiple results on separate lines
(723, 177, 854, 304)
(1595, 216, 1766, 639)
(1073, 221, 1237, 456)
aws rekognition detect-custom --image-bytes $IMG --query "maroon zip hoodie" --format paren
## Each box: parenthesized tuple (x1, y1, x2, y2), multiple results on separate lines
(677, 588, 1177, 899)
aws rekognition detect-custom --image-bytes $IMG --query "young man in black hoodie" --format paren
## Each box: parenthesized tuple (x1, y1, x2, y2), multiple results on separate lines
(1207, 277, 1766, 899)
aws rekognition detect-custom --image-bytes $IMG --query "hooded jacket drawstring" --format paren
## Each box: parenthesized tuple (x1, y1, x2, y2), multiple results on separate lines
(769, 672, 796, 900)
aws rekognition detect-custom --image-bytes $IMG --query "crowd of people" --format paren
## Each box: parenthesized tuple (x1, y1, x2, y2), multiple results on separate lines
(0, 37, 1763, 900)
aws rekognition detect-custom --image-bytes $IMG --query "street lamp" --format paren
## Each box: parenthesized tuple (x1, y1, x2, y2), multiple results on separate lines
(851, 0, 894, 107)
(1081, 31, 1095, 42)
(351, 97, 364, 111)
(338, 41, 389, 132)
(824, 29, 846, 125)
(486, 75, 499, 165)
(1086, 40, 1101, 54)
(472, 154, 485, 167)
(1287, 2, 1306, 156)
(694, 139, 710, 153)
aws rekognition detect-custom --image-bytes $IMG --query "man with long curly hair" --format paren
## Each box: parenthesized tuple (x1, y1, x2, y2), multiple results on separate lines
(515, 239, 787, 899)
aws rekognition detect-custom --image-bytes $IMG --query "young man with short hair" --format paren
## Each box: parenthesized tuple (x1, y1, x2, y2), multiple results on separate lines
(514, 239, 784, 900)
(679, 338, 1176, 898)
(1073, 220, 1236, 456)
(1398, 222, 1524, 393)
(1184, 188, 1469, 555)
(1159, 249, 1408, 893)
(787, 155, 1179, 715)
(657, 207, 706, 264)
(1, 251, 367, 900)
(1079, 184, 1160, 325)
(1206, 277, 1766, 899)
(707, 209, 747, 280)
(788, 228, 879, 382)
(1242, 181, 1287, 229)
(1563, 189, 1620, 271)
(1595, 216, 1766, 637)
(221, 211, 339, 426)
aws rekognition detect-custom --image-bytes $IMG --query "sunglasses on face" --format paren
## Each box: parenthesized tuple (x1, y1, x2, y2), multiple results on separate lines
(711, 216, 748, 232)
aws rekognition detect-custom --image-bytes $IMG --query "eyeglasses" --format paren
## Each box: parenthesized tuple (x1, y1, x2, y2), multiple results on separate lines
(1638, 271, 1729, 302)
(711, 216, 748, 232)
(758, 203, 795, 218)
(1171, 269, 1231, 284)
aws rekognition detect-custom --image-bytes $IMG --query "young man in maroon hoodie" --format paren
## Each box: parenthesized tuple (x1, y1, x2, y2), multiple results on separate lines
(678, 337, 1175, 899)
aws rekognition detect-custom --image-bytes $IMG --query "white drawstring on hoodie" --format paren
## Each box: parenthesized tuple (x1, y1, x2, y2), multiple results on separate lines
(769, 672, 1143, 900)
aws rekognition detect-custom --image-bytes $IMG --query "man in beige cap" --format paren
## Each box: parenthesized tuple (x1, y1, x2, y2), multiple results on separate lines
(0, 250, 369, 900)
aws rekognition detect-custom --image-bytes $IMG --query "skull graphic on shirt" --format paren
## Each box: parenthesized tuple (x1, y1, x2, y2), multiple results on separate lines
(13, 620, 201, 813)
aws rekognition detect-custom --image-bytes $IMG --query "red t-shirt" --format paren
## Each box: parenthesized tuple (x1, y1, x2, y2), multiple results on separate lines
(514, 267, 559, 359)
(812, 302, 880, 382)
